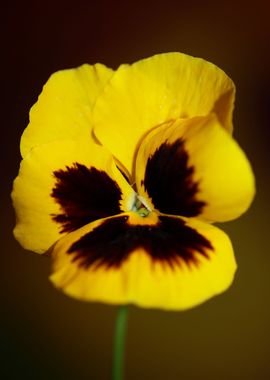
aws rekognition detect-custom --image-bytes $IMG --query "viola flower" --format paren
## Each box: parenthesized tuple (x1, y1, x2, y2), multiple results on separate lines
(12, 53, 255, 311)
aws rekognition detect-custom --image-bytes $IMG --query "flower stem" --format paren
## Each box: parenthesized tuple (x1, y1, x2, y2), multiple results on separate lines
(112, 305, 128, 380)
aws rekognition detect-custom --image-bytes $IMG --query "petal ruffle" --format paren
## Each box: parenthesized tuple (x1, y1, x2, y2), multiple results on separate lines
(21, 63, 113, 157)
(50, 212, 236, 311)
(93, 52, 235, 173)
(136, 115, 255, 222)
(12, 139, 134, 254)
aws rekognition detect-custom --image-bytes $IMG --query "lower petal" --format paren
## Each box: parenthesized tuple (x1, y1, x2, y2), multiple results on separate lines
(50, 212, 236, 311)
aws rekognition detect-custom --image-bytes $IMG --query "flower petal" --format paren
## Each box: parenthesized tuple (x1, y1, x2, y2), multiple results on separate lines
(50, 212, 236, 311)
(21, 63, 113, 157)
(136, 115, 255, 222)
(93, 52, 235, 173)
(12, 139, 134, 254)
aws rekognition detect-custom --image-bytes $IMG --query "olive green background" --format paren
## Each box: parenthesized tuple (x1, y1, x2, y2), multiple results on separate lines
(1, 1, 269, 379)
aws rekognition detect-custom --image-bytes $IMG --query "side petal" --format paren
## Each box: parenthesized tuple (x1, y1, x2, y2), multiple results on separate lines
(50, 212, 236, 311)
(93, 52, 235, 173)
(21, 63, 113, 157)
(136, 115, 255, 222)
(12, 139, 134, 254)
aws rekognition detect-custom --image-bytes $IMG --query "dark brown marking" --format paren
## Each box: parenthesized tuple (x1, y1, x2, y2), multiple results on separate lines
(116, 165, 130, 183)
(51, 163, 122, 233)
(143, 140, 205, 217)
(68, 214, 213, 270)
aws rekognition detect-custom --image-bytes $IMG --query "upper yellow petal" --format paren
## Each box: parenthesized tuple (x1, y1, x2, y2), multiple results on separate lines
(21, 63, 113, 158)
(93, 52, 235, 173)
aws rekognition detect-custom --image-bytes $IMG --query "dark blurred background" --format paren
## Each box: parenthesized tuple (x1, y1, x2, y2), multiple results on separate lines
(1, 1, 270, 379)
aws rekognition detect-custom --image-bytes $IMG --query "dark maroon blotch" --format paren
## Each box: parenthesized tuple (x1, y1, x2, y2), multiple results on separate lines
(51, 163, 122, 232)
(143, 139, 206, 217)
(68, 215, 213, 270)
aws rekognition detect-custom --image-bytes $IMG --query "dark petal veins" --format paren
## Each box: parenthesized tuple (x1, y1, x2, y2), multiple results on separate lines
(51, 163, 122, 233)
(143, 139, 206, 217)
(116, 165, 130, 183)
(68, 215, 213, 270)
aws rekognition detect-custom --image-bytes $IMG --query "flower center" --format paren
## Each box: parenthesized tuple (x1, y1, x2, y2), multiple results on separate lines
(131, 194, 152, 217)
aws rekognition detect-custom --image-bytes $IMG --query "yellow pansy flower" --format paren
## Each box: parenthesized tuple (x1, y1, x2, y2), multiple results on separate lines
(12, 52, 255, 311)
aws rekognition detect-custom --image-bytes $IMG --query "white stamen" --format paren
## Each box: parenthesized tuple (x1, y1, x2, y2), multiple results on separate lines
(136, 195, 152, 212)
(129, 193, 152, 217)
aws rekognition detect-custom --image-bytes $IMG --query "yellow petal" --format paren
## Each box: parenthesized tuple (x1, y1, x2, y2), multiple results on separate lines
(93, 52, 235, 173)
(136, 115, 255, 222)
(21, 63, 113, 157)
(50, 212, 236, 311)
(12, 139, 134, 254)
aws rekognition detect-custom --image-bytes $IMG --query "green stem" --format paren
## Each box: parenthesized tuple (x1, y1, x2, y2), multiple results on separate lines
(112, 305, 128, 380)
